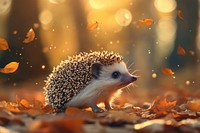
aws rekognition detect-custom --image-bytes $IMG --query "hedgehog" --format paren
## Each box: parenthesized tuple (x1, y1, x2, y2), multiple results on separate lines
(43, 51, 137, 113)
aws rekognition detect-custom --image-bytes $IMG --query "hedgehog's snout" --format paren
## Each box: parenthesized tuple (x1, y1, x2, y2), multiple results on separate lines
(131, 76, 137, 82)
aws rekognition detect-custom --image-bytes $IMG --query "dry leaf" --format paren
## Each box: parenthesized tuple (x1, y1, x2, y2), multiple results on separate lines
(0, 38, 9, 50)
(139, 19, 154, 26)
(0, 62, 19, 74)
(178, 10, 183, 20)
(87, 21, 99, 30)
(65, 107, 96, 119)
(20, 99, 31, 109)
(28, 118, 85, 133)
(23, 28, 35, 43)
(177, 45, 186, 55)
(161, 67, 174, 76)
(0, 101, 20, 113)
(186, 99, 200, 112)
(151, 96, 176, 117)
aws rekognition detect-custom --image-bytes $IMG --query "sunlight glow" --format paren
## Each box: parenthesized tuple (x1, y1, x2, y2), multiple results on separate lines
(89, 0, 106, 9)
(0, 0, 12, 15)
(155, 18, 177, 64)
(39, 9, 53, 29)
(49, 0, 65, 4)
(154, 0, 177, 13)
(115, 9, 132, 26)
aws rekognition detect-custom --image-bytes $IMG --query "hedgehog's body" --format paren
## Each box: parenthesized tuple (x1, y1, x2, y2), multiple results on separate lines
(44, 51, 137, 112)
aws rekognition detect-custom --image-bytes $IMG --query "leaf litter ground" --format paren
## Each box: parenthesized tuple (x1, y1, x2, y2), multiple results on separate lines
(0, 82, 200, 133)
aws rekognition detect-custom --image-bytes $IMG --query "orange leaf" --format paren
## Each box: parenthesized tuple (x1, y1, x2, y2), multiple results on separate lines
(23, 28, 35, 43)
(177, 45, 186, 55)
(0, 101, 20, 113)
(20, 99, 31, 109)
(151, 96, 176, 117)
(186, 99, 200, 112)
(178, 10, 183, 20)
(29, 118, 84, 133)
(138, 18, 154, 26)
(87, 21, 99, 30)
(161, 67, 174, 76)
(0, 62, 19, 74)
(0, 38, 9, 50)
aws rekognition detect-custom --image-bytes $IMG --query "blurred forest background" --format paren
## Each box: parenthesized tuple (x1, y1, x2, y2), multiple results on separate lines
(0, 0, 200, 102)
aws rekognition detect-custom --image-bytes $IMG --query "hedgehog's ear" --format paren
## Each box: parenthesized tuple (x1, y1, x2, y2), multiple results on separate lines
(92, 62, 103, 79)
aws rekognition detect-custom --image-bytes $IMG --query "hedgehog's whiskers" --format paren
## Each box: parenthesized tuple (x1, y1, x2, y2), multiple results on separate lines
(127, 62, 135, 71)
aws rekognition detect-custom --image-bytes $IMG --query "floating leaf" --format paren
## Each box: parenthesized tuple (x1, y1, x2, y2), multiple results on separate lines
(0, 62, 19, 74)
(138, 19, 154, 26)
(87, 21, 99, 30)
(0, 38, 9, 50)
(177, 45, 186, 55)
(178, 10, 183, 20)
(161, 67, 174, 76)
(23, 28, 35, 43)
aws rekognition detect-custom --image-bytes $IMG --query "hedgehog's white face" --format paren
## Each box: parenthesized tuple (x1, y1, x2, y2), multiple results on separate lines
(92, 61, 137, 90)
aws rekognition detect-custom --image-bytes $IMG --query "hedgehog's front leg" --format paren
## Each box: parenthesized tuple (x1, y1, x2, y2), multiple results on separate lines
(90, 103, 104, 113)
(104, 99, 111, 111)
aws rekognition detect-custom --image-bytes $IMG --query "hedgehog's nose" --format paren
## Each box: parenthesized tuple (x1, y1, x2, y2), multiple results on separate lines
(132, 76, 137, 81)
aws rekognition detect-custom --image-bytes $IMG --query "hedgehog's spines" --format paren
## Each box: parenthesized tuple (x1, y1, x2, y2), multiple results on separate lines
(44, 51, 123, 111)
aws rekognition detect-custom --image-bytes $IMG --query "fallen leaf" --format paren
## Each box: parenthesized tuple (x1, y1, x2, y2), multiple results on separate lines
(177, 45, 186, 55)
(23, 28, 35, 43)
(178, 10, 183, 20)
(161, 67, 174, 76)
(87, 21, 99, 30)
(186, 99, 200, 112)
(138, 19, 154, 26)
(33, 99, 43, 109)
(107, 110, 140, 123)
(0, 62, 19, 74)
(0, 101, 20, 113)
(151, 96, 176, 118)
(20, 99, 31, 109)
(28, 118, 85, 133)
(65, 107, 96, 119)
(0, 38, 9, 50)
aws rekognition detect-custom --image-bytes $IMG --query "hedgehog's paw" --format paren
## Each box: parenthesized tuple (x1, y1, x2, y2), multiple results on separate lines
(104, 100, 112, 111)
(105, 103, 111, 111)
(91, 104, 104, 113)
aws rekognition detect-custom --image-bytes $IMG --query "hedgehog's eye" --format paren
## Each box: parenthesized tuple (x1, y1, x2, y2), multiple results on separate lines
(112, 71, 121, 79)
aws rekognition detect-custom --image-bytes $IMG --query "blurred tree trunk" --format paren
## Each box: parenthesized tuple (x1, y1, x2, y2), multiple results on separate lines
(0, 0, 49, 84)
(68, 0, 93, 52)
(169, 0, 198, 70)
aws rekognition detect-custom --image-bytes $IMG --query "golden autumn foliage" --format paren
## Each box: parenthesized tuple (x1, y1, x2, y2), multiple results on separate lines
(23, 28, 35, 43)
(178, 10, 184, 20)
(87, 21, 99, 30)
(0, 38, 9, 50)
(0, 62, 19, 74)
(161, 67, 174, 76)
(177, 45, 186, 55)
(138, 18, 154, 27)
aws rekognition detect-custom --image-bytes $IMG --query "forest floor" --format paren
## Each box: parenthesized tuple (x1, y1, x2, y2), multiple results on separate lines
(0, 80, 200, 133)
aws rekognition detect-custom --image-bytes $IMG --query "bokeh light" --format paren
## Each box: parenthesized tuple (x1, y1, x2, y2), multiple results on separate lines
(39, 9, 53, 29)
(49, 0, 65, 4)
(154, 0, 177, 13)
(155, 18, 177, 63)
(89, 0, 106, 9)
(0, 0, 12, 15)
(115, 8, 132, 27)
